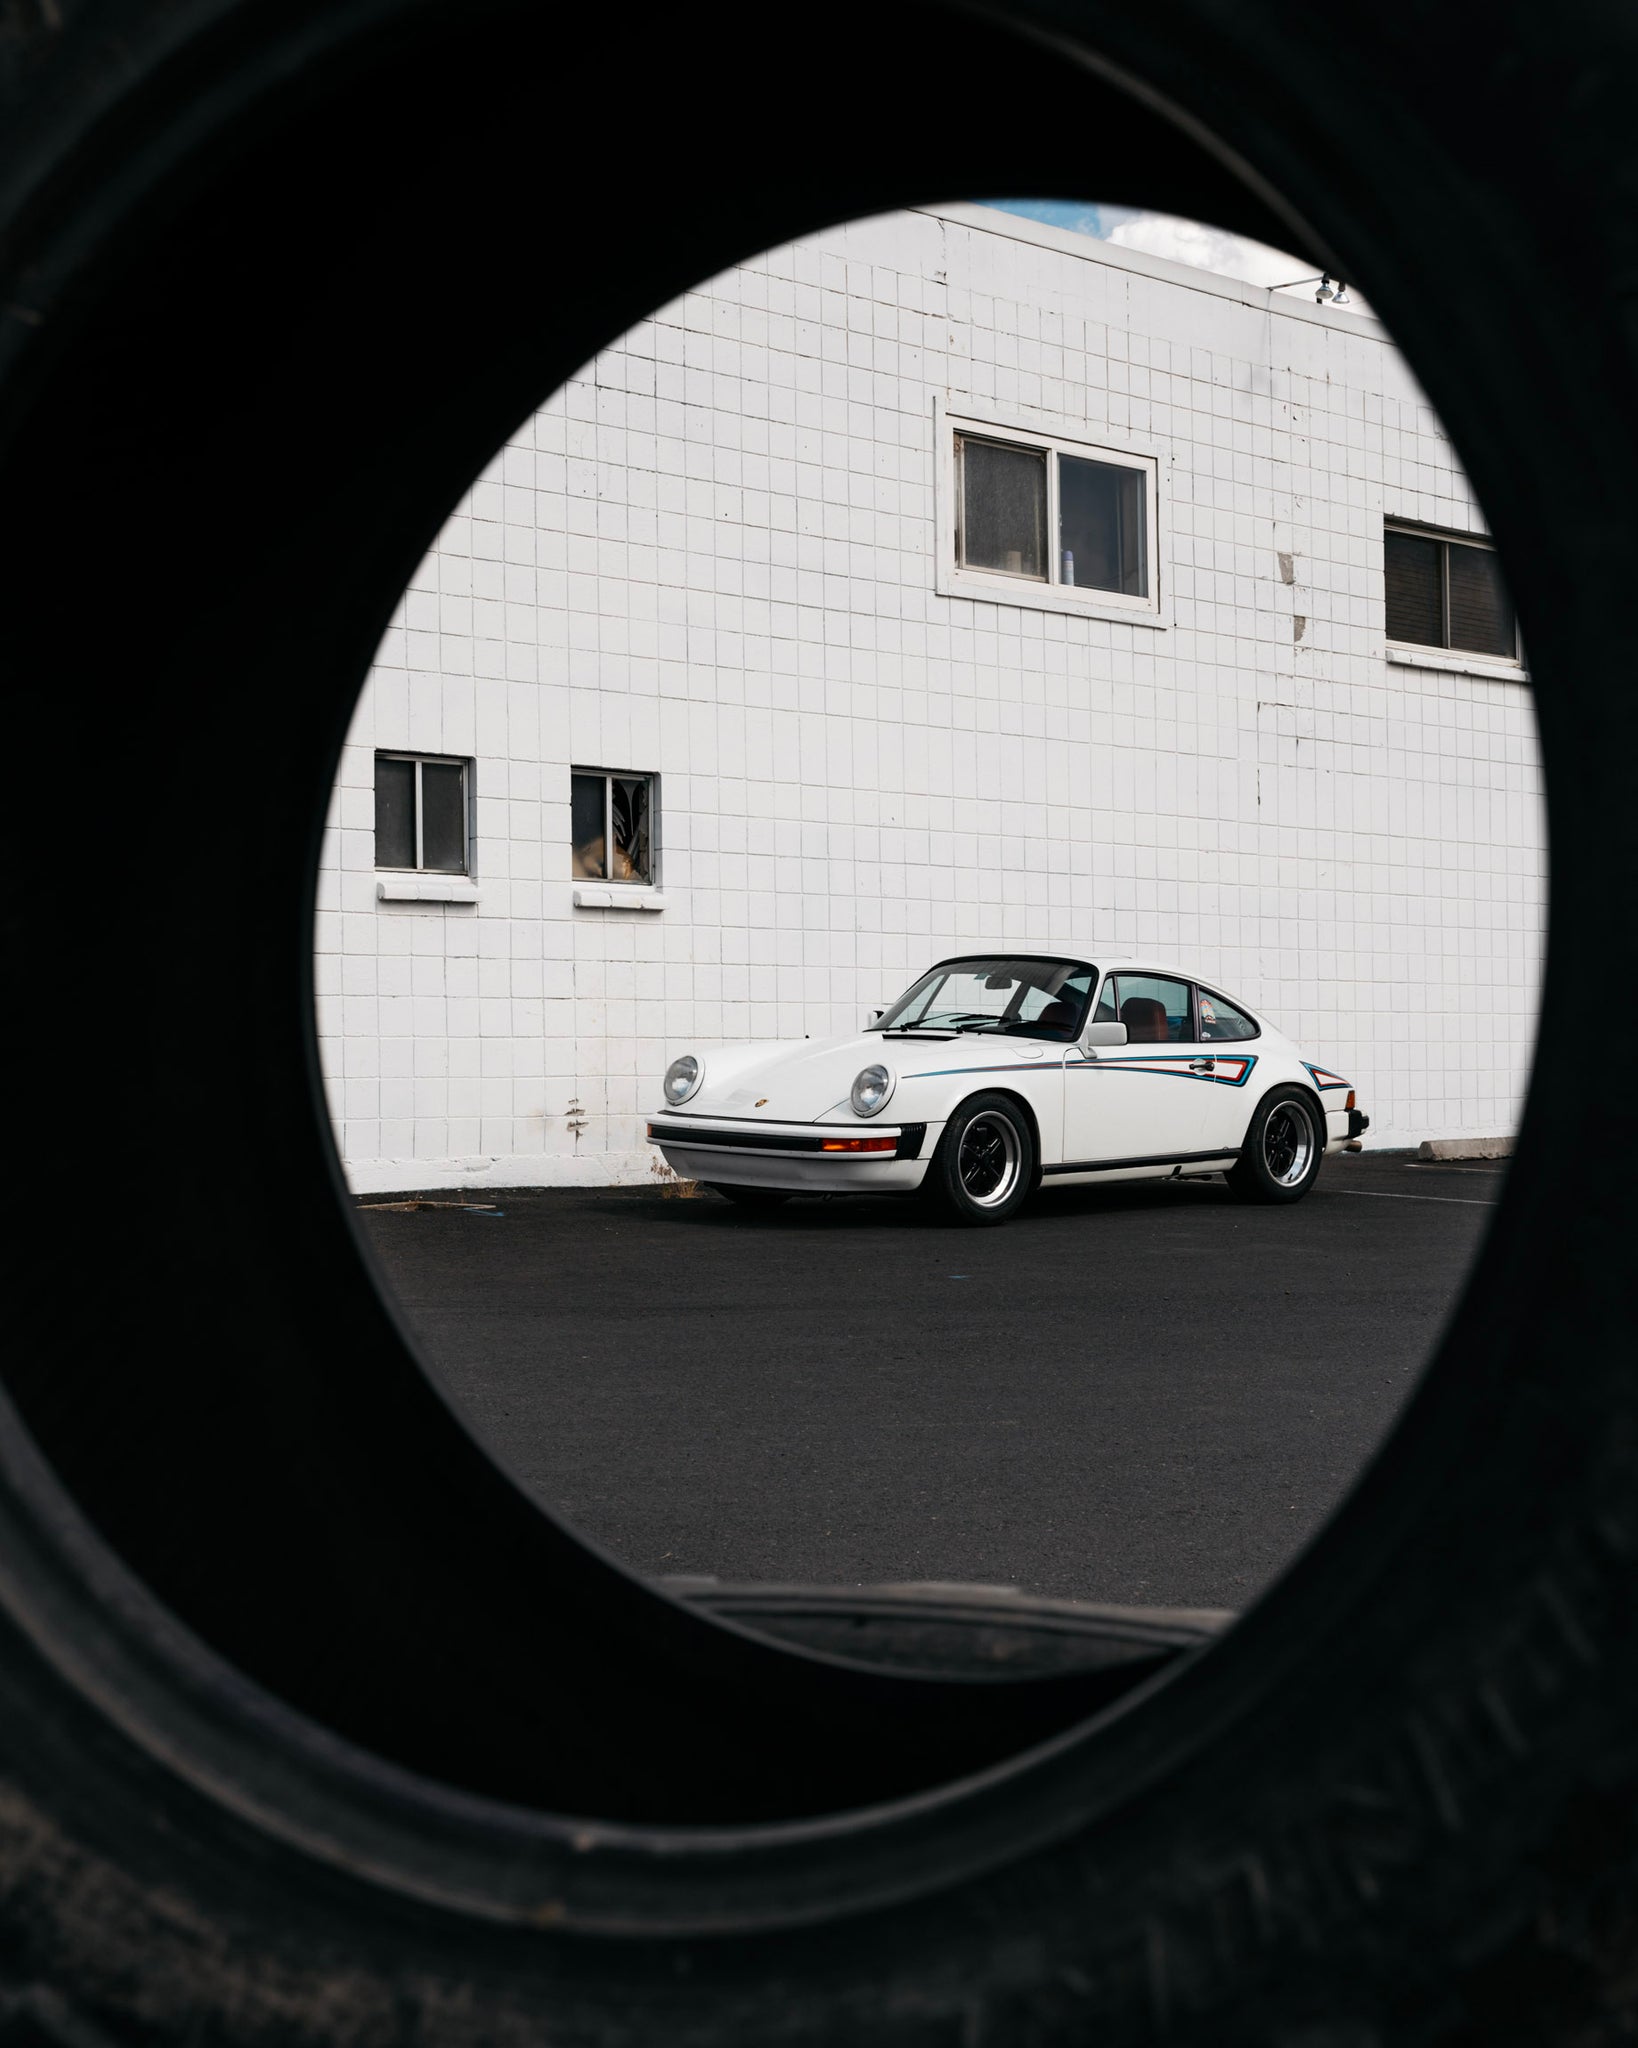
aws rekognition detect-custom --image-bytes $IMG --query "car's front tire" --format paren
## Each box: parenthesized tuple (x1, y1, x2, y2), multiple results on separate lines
(922, 1093, 1035, 1226)
(1228, 1087, 1324, 1204)
(708, 1183, 794, 1209)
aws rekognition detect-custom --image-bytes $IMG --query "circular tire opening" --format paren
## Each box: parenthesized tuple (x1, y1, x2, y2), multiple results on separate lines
(2, 0, 1634, 2036)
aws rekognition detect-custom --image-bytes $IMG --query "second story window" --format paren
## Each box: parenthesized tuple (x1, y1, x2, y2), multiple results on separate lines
(941, 409, 1160, 618)
(959, 433, 1148, 597)
(375, 752, 470, 873)
(1384, 524, 1518, 662)
(572, 770, 654, 885)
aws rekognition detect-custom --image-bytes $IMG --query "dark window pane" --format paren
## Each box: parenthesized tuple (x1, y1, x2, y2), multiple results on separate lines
(1447, 542, 1515, 658)
(1114, 975, 1193, 1043)
(1385, 530, 1444, 646)
(1197, 988, 1258, 1042)
(1093, 976, 1119, 1026)
(374, 756, 416, 870)
(1009, 967, 1089, 1040)
(959, 437, 1046, 578)
(420, 761, 467, 873)
(571, 772, 606, 880)
(1059, 456, 1147, 596)
(611, 775, 652, 882)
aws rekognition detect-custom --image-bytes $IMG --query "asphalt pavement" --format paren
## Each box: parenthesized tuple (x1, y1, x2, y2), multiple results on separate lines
(357, 1151, 1503, 1611)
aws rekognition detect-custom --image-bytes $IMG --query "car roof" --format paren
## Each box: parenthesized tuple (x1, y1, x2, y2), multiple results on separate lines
(925, 952, 1203, 981)
(927, 951, 1096, 969)
(922, 954, 1266, 1009)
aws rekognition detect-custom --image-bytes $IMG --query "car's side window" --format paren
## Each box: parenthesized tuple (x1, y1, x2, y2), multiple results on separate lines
(1196, 987, 1259, 1043)
(1111, 974, 1194, 1044)
(1092, 975, 1119, 1027)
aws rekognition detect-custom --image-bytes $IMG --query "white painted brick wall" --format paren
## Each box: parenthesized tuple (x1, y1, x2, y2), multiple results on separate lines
(316, 203, 1545, 1190)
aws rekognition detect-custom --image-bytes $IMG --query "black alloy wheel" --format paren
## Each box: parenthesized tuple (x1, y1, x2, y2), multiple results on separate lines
(1228, 1086, 1326, 1204)
(924, 1093, 1035, 1225)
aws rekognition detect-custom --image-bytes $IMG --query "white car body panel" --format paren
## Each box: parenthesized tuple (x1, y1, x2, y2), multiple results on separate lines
(647, 955, 1364, 1202)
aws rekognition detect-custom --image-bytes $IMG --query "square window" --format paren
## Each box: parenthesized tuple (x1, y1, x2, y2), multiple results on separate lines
(1385, 523, 1517, 661)
(572, 769, 656, 885)
(374, 753, 471, 873)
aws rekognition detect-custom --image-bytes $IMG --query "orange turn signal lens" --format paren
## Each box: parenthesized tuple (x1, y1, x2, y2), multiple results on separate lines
(1345, 1091, 1356, 1111)
(820, 1135, 898, 1153)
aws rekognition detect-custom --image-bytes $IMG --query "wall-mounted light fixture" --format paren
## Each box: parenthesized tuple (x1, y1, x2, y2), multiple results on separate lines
(1272, 271, 1353, 308)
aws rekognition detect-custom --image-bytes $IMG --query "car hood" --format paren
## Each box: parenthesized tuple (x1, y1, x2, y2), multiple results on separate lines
(675, 1033, 926, 1124)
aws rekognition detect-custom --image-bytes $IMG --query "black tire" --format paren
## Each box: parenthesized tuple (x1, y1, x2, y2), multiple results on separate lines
(1227, 1086, 1325, 1203)
(708, 1183, 794, 1208)
(922, 1092, 1036, 1226)
(4, 0, 1638, 2039)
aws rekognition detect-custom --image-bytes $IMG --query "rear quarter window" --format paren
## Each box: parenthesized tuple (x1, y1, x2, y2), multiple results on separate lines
(1197, 989, 1259, 1042)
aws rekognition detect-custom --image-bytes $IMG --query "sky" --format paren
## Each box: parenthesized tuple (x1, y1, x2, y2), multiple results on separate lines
(988, 199, 1365, 310)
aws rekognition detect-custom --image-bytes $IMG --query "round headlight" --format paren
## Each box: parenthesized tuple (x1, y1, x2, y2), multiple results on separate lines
(663, 1055, 701, 1105)
(850, 1063, 894, 1117)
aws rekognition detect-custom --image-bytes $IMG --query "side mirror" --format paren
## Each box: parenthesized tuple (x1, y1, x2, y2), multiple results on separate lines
(1085, 1021, 1129, 1047)
(866, 1007, 886, 1027)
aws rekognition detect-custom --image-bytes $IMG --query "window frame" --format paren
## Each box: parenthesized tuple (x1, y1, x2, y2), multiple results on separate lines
(878, 954, 1095, 1043)
(570, 766, 659, 888)
(934, 399, 1166, 626)
(1092, 970, 1199, 1044)
(373, 750, 473, 876)
(1194, 984, 1261, 1045)
(1383, 519, 1521, 669)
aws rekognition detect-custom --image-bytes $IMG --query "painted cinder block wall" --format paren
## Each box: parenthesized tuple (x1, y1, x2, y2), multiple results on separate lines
(315, 202, 1544, 1192)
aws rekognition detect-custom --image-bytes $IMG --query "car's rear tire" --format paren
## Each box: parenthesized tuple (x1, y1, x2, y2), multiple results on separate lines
(922, 1094, 1035, 1226)
(708, 1183, 794, 1209)
(1227, 1087, 1324, 1204)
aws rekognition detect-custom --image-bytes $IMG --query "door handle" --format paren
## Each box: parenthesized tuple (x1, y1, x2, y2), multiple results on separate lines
(1189, 1057, 1216, 1072)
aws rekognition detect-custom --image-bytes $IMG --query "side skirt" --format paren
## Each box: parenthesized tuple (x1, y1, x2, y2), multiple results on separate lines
(1042, 1148, 1242, 1179)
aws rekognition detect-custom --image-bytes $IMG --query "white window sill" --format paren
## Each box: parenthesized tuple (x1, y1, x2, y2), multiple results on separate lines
(573, 885, 666, 912)
(376, 875, 480, 904)
(935, 563, 1168, 629)
(1385, 643, 1528, 684)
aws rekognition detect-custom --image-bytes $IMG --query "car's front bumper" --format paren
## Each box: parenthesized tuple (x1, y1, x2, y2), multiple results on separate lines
(647, 1114, 933, 1193)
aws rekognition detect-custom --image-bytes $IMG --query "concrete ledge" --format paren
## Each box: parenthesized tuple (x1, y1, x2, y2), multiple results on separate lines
(376, 876, 480, 904)
(1416, 1136, 1514, 1161)
(573, 885, 665, 911)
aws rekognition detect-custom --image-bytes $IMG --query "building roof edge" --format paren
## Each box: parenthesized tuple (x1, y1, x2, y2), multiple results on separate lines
(909, 201, 1383, 336)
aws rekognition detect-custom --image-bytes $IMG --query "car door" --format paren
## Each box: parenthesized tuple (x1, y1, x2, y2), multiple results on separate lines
(1057, 971, 1213, 1176)
(1192, 984, 1264, 1157)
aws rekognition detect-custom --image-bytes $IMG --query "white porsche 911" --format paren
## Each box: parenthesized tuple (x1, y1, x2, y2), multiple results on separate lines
(647, 954, 1370, 1226)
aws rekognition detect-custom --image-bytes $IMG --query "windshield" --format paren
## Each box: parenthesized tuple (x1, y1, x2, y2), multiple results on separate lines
(876, 957, 1096, 1042)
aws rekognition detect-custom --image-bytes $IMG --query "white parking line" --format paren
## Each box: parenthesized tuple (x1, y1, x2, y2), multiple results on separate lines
(1330, 1189, 1497, 1207)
